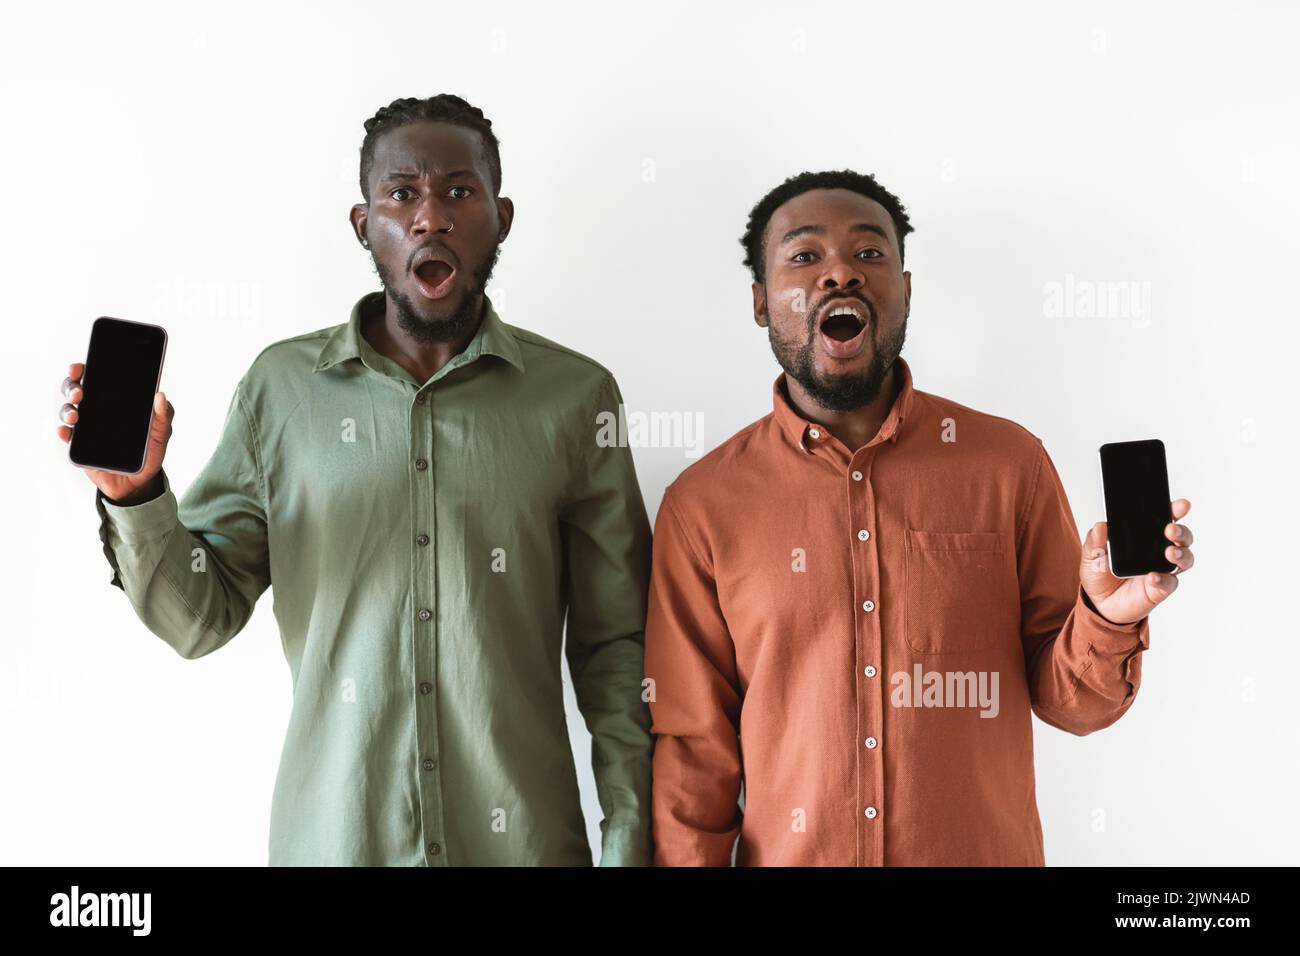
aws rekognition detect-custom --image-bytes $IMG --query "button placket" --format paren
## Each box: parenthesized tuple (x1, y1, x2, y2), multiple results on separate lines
(850, 453, 885, 867)
(410, 388, 446, 865)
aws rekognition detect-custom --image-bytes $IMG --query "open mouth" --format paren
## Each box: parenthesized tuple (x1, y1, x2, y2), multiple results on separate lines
(817, 300, 871, 357)
(413, 258, 457, 299)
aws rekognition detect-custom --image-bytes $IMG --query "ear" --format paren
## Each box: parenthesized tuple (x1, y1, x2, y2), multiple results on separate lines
(349, 203, 369, 247)
(903, 269, 912, 318)
(752, 281, 768, 328)
(495, 195, 515, 242)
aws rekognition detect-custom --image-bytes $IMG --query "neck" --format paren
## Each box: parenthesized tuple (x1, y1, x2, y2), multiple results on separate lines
(783, 361, 902, 452)
(366, 292, 485, 384)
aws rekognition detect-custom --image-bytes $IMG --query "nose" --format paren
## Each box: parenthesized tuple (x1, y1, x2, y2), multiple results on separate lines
(818, 258, 864, 293)
(412, 193, 454, 237)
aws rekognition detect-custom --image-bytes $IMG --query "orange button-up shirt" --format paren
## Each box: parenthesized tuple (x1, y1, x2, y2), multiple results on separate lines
(645, 356, 1151, 866)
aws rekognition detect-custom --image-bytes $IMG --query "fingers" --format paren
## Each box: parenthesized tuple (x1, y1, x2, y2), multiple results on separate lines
(1165, 543, 1195, 574)
(58, 363, 84, 441)
(1145, 571, 1180, 598)
(1165, 498, 1195, 574)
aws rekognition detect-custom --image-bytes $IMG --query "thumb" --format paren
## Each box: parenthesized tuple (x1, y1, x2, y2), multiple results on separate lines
(151, 391, 170, 434)
(1080, 521, 1114, 582)
(144, 391, 173, 464)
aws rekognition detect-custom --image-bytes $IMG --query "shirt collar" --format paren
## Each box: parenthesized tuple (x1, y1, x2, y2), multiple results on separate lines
(314, 291, 525, 374)
(772, 355, 916, 453)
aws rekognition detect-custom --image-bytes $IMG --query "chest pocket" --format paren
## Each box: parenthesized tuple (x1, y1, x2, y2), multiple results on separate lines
(903, 529, 1019, 654)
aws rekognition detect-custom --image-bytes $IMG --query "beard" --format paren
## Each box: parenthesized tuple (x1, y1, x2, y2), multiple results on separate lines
(767, 301, 907, 413)
(371, 243, 502, 343)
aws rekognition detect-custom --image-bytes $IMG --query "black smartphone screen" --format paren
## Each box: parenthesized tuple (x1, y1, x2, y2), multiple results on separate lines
(1099, 439, 1176, 578)
(68, 317, 167, 474)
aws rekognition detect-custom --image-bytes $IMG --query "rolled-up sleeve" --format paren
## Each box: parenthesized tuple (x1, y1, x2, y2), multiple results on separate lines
(1018, 439, 1150, 736)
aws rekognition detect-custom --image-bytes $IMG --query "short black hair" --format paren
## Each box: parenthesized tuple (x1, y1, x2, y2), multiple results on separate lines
(358, 93, 502, 202)
(740, 169, 914, 283)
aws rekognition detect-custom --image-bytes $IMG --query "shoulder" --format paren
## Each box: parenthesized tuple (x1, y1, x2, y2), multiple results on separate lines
(507, 322, 618, 390)
(658, 413, 774, 520)
(911, 386, 1045, 461)
(240, 323, 339, 386)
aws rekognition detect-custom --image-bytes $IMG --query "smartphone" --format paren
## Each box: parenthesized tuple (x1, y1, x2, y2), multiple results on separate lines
(68, 317, 168, 475)
(1098, 439, 1176, 578)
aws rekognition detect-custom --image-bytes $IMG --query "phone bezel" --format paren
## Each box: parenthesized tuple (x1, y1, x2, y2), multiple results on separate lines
(67, 316, 169, 476)
(1097, 438, 1176, 579)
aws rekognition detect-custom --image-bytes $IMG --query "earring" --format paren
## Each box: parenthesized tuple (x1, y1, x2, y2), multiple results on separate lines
(362, 239, 369, 248)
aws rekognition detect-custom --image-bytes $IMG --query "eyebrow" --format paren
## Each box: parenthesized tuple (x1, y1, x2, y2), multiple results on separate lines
(778, 222, 890, 245)
(379, 168, 477, 184)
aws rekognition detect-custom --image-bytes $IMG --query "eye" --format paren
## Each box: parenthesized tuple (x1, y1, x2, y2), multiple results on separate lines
(448, 185, 472, 199)
(858, 248, 883, 259)
(390, 186, 415, 201)
(792, 251, 816, 263)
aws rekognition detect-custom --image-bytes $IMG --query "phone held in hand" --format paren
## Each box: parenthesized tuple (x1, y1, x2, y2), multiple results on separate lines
(1098, 439, 1176, 578)
(68, 317, 168, 475)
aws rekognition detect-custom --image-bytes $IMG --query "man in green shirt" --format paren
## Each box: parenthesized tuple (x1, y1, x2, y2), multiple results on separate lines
(56, 93, 654, 866)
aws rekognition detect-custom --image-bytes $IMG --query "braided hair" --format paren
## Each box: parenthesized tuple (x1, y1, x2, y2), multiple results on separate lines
(358, 93, 502, 201)
(740, 169, 914, 284)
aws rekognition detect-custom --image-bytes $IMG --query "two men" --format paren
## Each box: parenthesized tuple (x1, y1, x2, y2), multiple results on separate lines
(59, 96, 1194, 866)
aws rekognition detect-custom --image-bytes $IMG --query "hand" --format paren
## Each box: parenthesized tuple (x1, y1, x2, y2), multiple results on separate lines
(58, 361, 174, 505)
(1079, 499, 1193, 626)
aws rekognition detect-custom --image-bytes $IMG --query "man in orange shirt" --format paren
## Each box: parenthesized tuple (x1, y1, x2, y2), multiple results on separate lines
(644, 169, 1195, 866)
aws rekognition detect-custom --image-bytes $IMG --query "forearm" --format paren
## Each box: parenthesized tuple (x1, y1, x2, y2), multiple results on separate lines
(97, 471, 263, 659)
(1028, 585, 1150, 736)
(569, 632, 654, 866)
(650, 732, 742, 866)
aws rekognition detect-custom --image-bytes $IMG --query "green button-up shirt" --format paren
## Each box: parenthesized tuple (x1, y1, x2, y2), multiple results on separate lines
(94, 291, 654, 866)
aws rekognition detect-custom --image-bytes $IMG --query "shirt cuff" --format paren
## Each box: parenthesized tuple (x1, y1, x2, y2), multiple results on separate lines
(1078, 584, 1151, 652)
(96, 471, 179, 589)
(597, 824, 651, 867)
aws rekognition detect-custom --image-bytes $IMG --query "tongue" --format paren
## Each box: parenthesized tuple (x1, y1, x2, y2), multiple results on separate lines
(416, 261, 453, 286)
(822, 315, 864, 342)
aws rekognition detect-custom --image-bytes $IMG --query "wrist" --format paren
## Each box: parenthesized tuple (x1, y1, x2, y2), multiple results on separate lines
(110, 473, 164, 506)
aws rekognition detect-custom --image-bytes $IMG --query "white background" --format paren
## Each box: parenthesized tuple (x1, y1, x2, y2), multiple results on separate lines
(2, 0, 1296, 865)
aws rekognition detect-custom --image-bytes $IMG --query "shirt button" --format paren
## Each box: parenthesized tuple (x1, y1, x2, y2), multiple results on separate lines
(864, 807, 878, 820)
(862, 600, 875, 612)
(864, 665, 877, 678)
(416, 533, 430, 546)
(419, 681, 432, 694)
(418, 608, 432, 622)
(851, 470, 863, 481)
(415, 458, 428, 471)
(808, 428, 821, 439)
(422, 757, 437, 771)
(857, 529, 870, 541)
(865, 736, 878, 749)
(427, 842, 441, 856)
(416, 392, 427, 404)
